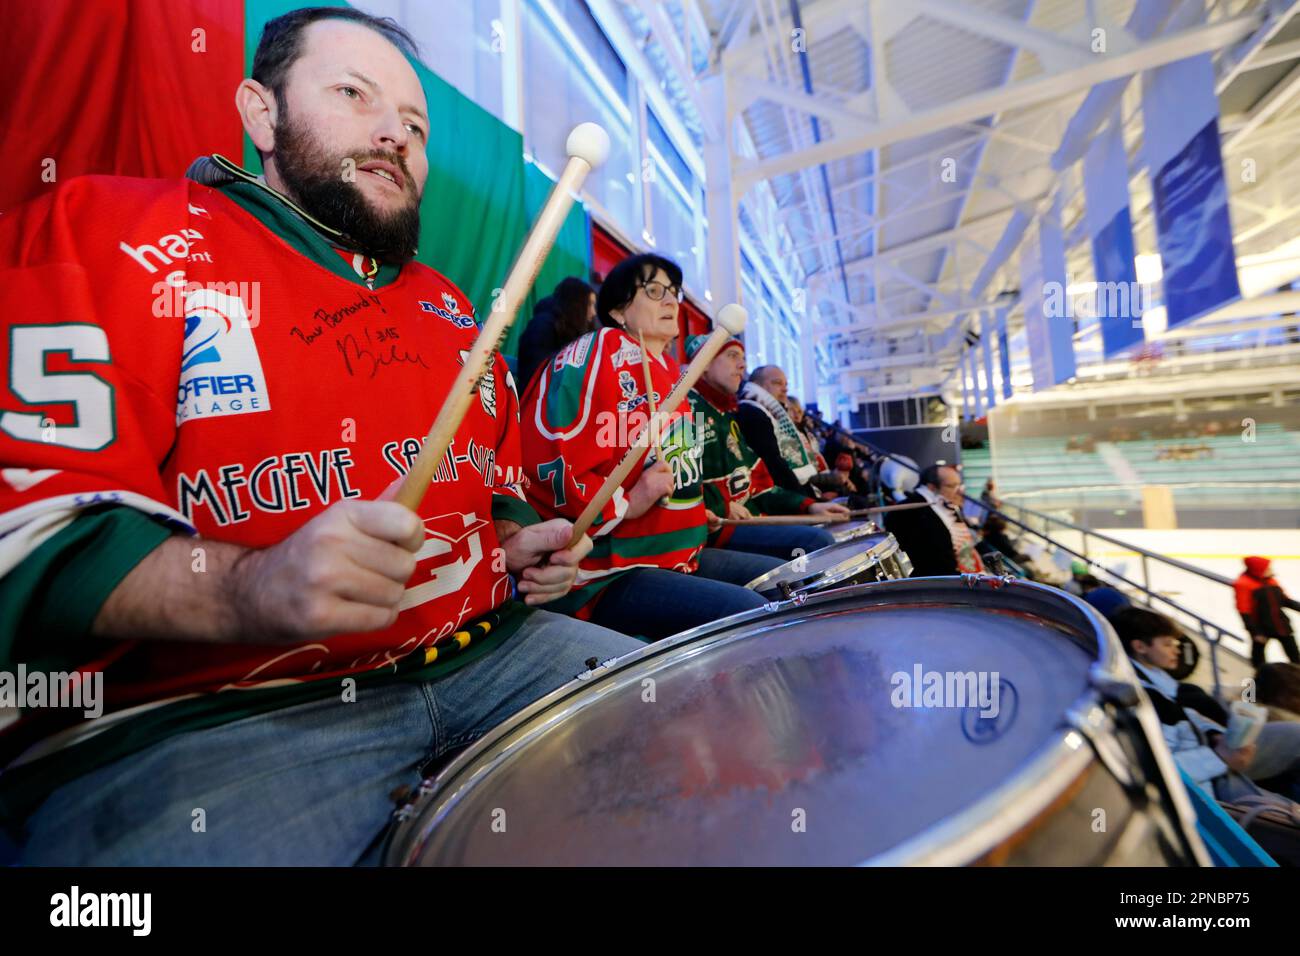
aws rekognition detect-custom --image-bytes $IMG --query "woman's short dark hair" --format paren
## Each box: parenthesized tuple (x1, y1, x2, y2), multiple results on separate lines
(595, 254, 683, 329)
(252, 7, 420, 110)
(1110, 606, 1180, 656)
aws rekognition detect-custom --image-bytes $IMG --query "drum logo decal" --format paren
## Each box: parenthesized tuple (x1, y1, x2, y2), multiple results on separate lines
(961, 678, 1019, 745)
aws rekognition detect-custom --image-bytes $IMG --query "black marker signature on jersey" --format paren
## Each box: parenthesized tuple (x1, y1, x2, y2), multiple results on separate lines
(336, 329, 429, 378)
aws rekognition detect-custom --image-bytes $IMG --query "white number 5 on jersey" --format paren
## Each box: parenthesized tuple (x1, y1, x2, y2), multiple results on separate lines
(1, 324, 115, 451)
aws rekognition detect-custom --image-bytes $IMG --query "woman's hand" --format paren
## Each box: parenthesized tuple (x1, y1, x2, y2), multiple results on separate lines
(727, 501, 753, 521)
(627, 460, 675, 519)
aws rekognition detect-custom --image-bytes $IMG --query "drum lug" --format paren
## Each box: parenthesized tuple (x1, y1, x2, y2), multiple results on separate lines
(1087, 664, 1140, 707)
(959, 573, 1016, 590)
(1066, 704, 1137, 790)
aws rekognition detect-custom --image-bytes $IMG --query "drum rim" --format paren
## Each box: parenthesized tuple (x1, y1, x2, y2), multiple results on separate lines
(385, 576, 1205, 866)
(829, 518, 879, 541)
(744, 532, 901, 595)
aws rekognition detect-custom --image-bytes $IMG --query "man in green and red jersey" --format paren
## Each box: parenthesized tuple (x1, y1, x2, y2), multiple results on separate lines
(685, 334, 848, 560)
(0, 7, 640, 865)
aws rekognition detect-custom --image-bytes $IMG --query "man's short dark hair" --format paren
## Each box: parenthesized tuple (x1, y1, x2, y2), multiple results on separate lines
(1110, 606, 1180, 656)
(919, 464, 953, 489)
(595, 253, 683, 328)
(749, 365, 783, 387)
(252, 7, 420, 109)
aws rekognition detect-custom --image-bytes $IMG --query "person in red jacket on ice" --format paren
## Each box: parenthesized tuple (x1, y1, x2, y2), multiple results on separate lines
(1235, 556, 1300, 670)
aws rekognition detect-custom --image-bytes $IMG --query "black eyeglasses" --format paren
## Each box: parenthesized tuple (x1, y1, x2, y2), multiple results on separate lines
(638, 280, 681, 302)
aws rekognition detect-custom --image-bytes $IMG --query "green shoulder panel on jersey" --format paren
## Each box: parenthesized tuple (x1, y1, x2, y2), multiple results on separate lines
(538, 329, 606, 436)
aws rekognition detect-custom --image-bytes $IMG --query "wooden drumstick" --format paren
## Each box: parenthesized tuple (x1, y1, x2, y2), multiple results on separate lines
(717, 501, 934, 526)
(636, 330, 661, 453)
(719, 514, 846, 526)
(393, 123, 610, 512)
(848, 501, 933, 517)
(566, 304, 748, 547)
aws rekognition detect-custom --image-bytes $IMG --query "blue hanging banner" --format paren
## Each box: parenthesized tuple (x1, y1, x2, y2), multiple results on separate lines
(1141, 0, 1240, 331)
(1084, 110, 1144, 358)
(996, 307, 1012, 400)
(1019, 203, 1076, 391)
(981, 311, 996, 411)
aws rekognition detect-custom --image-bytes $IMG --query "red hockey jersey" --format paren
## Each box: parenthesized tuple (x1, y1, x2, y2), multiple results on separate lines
(519, 327, 707, 613)
(0, 172, 532, 715)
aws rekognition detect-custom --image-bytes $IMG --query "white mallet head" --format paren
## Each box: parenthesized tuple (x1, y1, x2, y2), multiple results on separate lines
(566, 123, 610, 169)
(716, 303, 748, 336)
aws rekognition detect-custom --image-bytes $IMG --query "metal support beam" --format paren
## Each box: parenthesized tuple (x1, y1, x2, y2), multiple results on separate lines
(734, 10, 1261, 192)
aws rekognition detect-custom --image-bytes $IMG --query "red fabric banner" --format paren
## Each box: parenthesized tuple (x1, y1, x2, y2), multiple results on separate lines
(0, 0, 245, 213)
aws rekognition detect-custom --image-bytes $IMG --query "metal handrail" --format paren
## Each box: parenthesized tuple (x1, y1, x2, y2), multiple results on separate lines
(988, 499, 1241, 588)
(965, 496, 1252, 697)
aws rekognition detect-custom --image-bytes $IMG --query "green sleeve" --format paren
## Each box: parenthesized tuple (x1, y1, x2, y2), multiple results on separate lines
(491, 493, 541, 528)
(701, 481, 725, 517)
(0, 507, 174, 670)
(752, 486, 814, 516)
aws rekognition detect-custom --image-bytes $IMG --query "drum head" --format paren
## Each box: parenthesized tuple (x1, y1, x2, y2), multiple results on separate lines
(746, 532, 901, 596)
(390, 581, 1104, 866)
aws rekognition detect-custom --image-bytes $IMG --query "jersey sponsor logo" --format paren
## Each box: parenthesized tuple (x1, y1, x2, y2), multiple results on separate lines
(382, 435, 501, 490)
(457, 349, 497, 418)
(398, 511, 488, 610)
(119, 227, 206, 275)
(176, 447, 361, 526)
(176, 289, 272, 424)
(552, 333, 593, 370)
(419, 293, 475, 328)
(617, 370, 637, 403)
(609, 341, 643, 370)
(726, 421, 743, 460)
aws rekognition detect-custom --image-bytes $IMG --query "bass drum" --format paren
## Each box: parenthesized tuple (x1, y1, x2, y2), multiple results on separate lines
(386, 578, 1208, 866)
(745, 531, 912, 600)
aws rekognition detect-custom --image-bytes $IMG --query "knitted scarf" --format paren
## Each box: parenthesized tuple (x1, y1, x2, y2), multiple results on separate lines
(739, 381, 817, 484)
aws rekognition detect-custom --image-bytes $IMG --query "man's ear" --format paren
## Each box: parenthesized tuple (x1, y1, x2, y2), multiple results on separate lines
(235, 79, 278, 156)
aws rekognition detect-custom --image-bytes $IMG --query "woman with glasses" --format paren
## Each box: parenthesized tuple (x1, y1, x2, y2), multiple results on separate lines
(518, 254, 781, 641)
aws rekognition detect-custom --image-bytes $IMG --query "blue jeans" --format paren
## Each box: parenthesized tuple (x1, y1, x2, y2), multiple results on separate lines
(724, 523, 835, 561)
(586, 548, 781, 641)
(15, 611, 641, 866)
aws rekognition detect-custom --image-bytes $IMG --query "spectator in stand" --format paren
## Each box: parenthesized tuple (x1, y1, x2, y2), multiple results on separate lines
(1062, 560, 1103, 596)
(980, 479, 999, 510)
(885, 464, 984, 576)
(737, 365, 819, 496)
(1235, 556, 1300, 669)
(1112, 608, 1300, 803)
(1080, 583, 1131, 620)
(1257, 663, 1300, 723)
(786, 397, 827, 469)
(515, 276, 596, 392)
(978, 514, 1027, 567)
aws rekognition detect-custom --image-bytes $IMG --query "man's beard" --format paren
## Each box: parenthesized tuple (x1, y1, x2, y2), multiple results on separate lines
(272, 108, 421, 264)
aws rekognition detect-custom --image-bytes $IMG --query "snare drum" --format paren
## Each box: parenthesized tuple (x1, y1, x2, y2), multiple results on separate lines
(828, 518, 879, 543)
(745, 530, 912, 600)
(385, 578, 1208, 866)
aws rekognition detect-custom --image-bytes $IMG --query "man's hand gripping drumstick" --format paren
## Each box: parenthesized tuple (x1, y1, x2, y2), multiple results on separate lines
(392, 122, 609, 512)
(388, 123, 609, 606)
